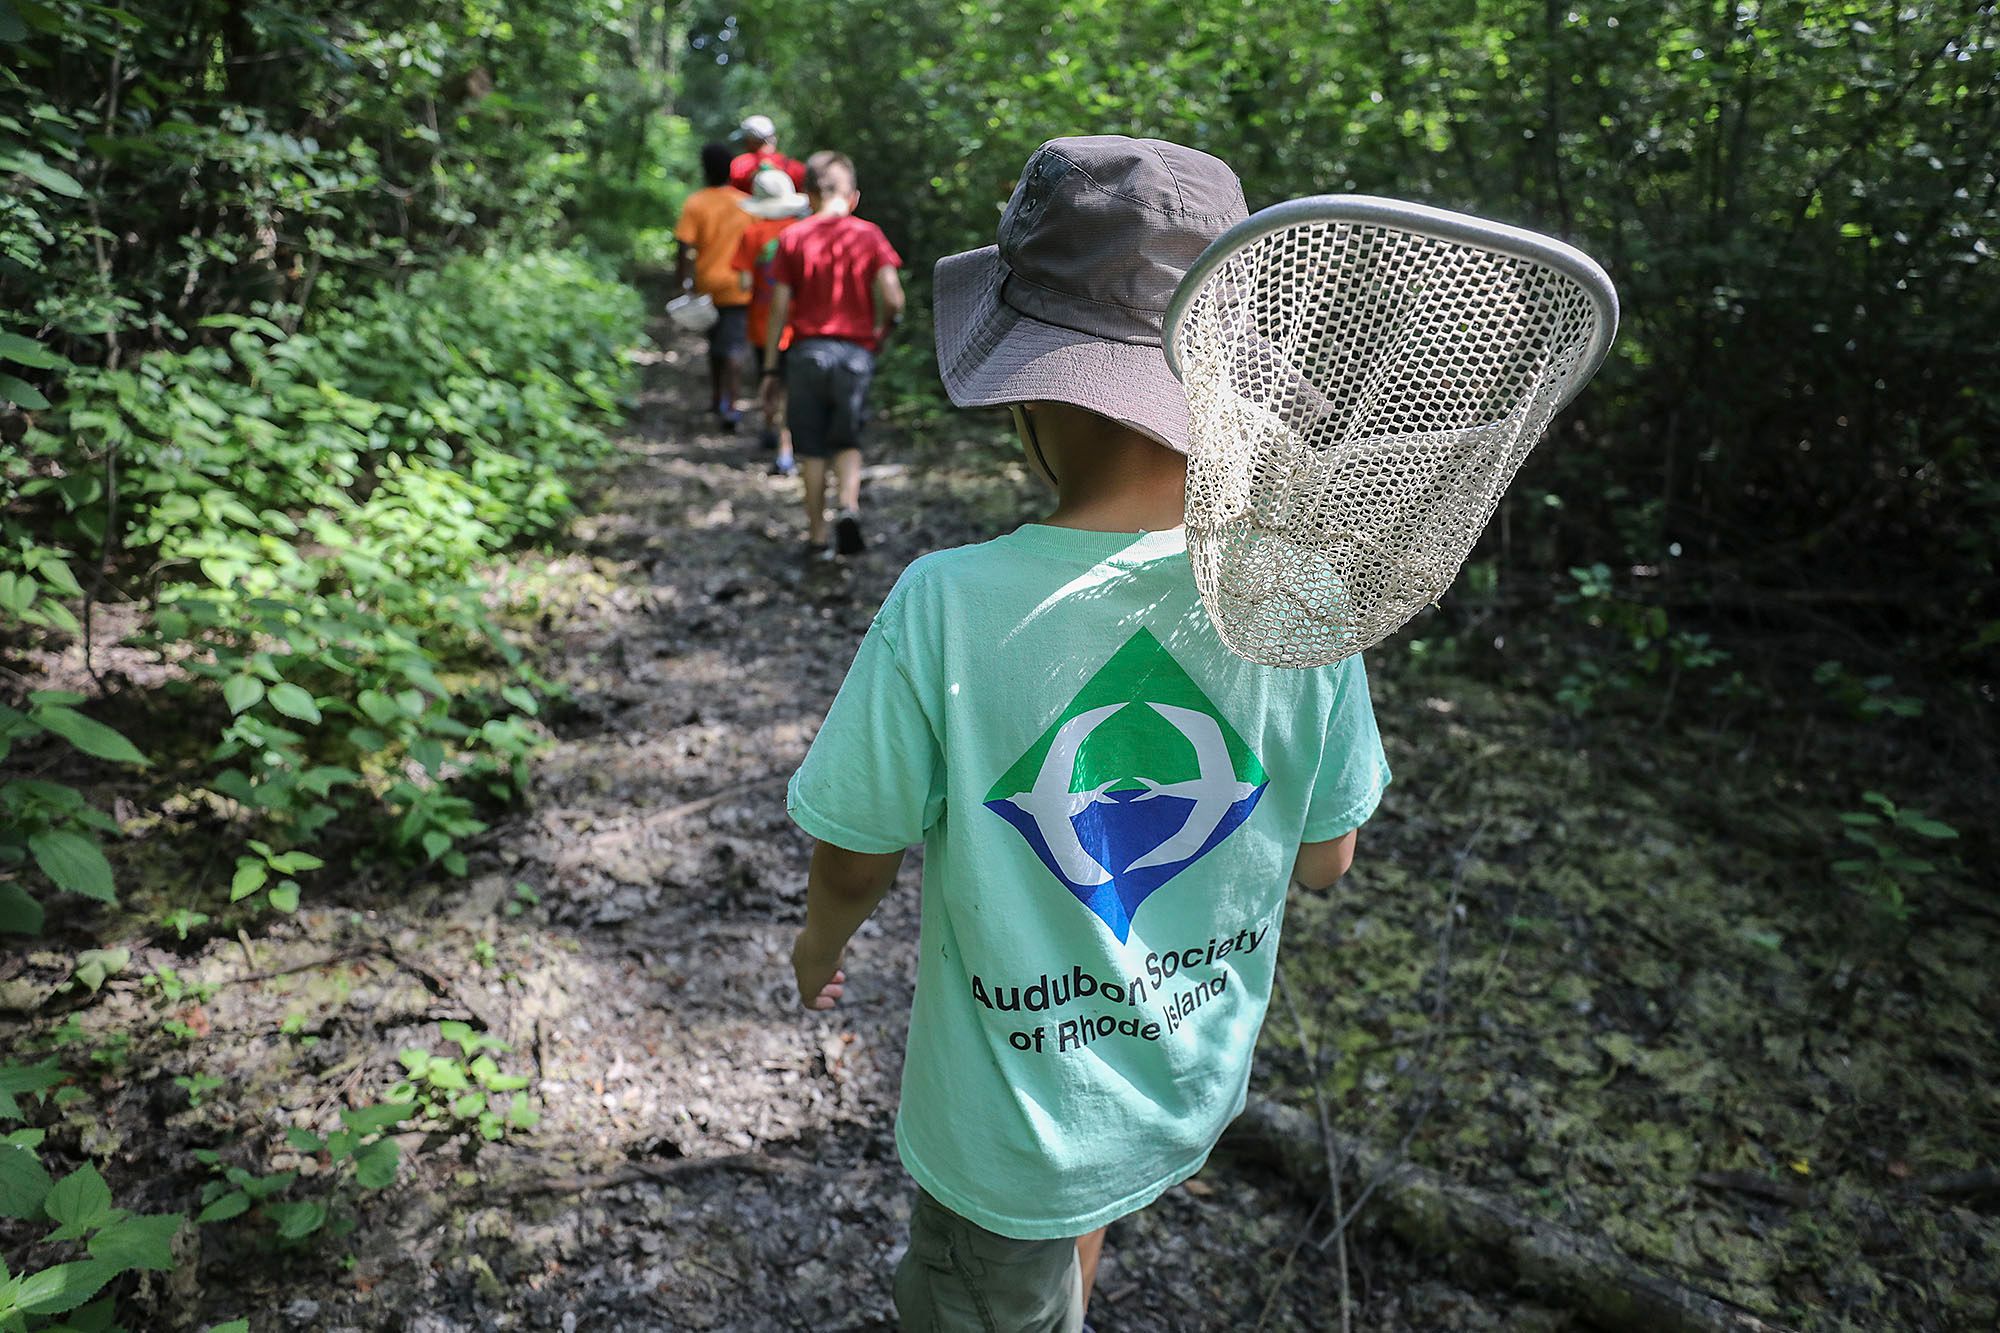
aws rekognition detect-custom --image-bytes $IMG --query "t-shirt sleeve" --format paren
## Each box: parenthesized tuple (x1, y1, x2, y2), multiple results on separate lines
(787, 616, 944, 854)
(768, 232, 799, 290)
(1301, 655, 1392, 842)
(674, 194, 702, 246)
(730, 229, 757, 273)
(874, 227, 903, 272)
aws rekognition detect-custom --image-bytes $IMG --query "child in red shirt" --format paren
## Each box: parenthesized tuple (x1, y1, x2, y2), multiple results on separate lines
(760, 151, 904, 557)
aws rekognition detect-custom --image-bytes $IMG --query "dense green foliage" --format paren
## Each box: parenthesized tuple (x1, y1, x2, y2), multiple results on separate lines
(2, 0, 687, 352)
(2, 0, 681, 918)
(0, 247, 639, 1325)
(3, 251, 641, 928)
(3, 7, 671, 1320)
(729, 0, 2000, 656)
(2, 0, 1993, 1327)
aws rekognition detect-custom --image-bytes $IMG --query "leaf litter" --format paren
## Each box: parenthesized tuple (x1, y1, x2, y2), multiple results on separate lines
(4, 326, 1993, 1332)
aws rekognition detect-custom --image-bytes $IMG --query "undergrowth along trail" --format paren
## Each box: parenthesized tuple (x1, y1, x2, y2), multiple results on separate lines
(5, 317, 1993, 1332)
(5, 321, 1382, 1331)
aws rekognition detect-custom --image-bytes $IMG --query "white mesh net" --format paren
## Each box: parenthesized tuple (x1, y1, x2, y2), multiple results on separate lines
(1172, 210, 1609, 668)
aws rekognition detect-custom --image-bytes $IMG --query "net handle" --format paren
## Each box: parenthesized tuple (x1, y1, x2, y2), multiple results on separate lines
(1163, 194, 1621, 413)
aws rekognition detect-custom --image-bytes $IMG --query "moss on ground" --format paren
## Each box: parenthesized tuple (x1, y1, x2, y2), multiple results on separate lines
(1268, 661, 1996, 1331)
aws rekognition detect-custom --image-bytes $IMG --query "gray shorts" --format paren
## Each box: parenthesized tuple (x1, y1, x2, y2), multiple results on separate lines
(894, 1189, 1084, 1333)
(786, 336, 875, 459)
(708, 304, 748, 363)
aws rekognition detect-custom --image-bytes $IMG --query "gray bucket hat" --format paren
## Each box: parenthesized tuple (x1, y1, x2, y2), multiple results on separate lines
(933, 135, 1248, 452)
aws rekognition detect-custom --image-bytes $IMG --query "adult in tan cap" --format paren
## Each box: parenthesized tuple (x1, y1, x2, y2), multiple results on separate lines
(729, 113, 805, 193)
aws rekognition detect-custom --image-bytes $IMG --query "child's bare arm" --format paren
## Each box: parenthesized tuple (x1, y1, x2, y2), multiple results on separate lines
(791, 840, 904, 1009)
(1291, 829, 1359, 892)
(872, 265, 905, 344)
(760, 282, 792, 418)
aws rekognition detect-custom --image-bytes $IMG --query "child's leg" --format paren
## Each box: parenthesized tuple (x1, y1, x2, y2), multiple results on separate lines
(771, 352, 795, 466)
(825, 341, 873, 513)
(705, 312, 726, 411)
(894, 1189, 1083, 1333)
(829, 447, 865, 554)
(787, 342, 834, 543)
(718, 341, 742, 414)
(824, 341, 871, 554)
(833, 447, 862, 513)
(714, 307, 747, 419)
(1076, 1227, 1107, 1305)
(800, 456, 829, 546)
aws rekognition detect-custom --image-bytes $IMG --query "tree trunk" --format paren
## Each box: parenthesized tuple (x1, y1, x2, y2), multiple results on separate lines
(1220, 1098, 1795, 1333)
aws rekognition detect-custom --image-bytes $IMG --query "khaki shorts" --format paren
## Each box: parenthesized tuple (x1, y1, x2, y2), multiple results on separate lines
(894, 1189, 1084, 1333)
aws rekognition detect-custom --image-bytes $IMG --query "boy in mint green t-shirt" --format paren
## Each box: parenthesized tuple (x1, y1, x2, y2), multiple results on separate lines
(787, 136, 1391, 1333)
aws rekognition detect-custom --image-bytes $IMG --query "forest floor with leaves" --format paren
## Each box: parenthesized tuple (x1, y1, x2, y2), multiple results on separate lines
(6, 322, 1995, 1332)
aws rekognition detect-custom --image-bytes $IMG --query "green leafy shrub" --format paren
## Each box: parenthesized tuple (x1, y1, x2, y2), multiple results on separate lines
(1833, 792, 1960, 926)
(2, 250, 643, 931)
(0, 694, 147, 933)
(0, 1061, 184, 1328)
(1552, 563, 1731, 716)
(4, 0, 687, 359)
(393, 1021, 539, 1144)
(1811, 661, 1925, 721)
(193, 1099, 413, 1248)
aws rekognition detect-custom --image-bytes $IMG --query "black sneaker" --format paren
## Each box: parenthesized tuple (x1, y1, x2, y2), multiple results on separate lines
(834, 510, 865, 556)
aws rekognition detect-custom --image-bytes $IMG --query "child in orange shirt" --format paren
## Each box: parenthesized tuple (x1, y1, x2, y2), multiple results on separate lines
(673, 143, 754, 428)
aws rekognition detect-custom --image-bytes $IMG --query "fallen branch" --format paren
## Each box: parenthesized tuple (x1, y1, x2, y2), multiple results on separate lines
(219, 945, 386, 987)
(1279, 983, 1350, 1332)
(493, 1151, 795, 1197)
(1694, 1170, 1812, 1209)
(1917, 1167, 1999, 1203)
(644, 773, 789, 827)
(1221, 1098, 1795, 1333)
(534, 773, 789, 835)
(371, 932, 506, 1034)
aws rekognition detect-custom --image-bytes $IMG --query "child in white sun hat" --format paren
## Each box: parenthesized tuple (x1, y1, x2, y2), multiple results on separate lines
(734, 167, 811, 473)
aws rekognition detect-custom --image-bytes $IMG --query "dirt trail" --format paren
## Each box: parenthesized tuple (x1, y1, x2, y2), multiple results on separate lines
(4, 323, 1539, 1331)
(198, 328, 1467, 1331)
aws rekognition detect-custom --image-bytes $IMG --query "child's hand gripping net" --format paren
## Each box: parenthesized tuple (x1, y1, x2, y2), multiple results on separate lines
(1164, 196, 1619, 668)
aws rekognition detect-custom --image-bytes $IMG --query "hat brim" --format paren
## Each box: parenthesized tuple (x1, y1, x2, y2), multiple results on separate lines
(740, 195, 808, 219)
(933, 246, 1190, 453)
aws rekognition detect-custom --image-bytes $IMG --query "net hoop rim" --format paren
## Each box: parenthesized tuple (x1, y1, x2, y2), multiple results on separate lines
(1163, 194, 1621, 410)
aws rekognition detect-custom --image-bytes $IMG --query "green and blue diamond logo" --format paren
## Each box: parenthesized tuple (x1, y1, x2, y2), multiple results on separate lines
(984, 628, 1268, 941)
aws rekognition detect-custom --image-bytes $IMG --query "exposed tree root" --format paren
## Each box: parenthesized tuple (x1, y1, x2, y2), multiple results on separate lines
(1221, 1098, 1797, 1333)
(1918, 1167, 2000, 1203)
